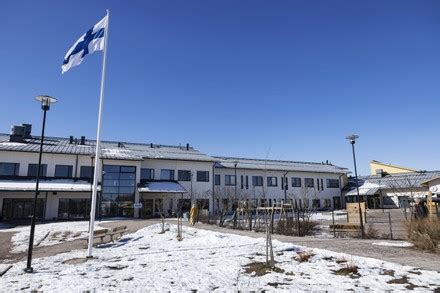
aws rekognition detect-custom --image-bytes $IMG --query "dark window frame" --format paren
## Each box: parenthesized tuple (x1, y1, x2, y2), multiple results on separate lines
(178, 170, 191, 181)
(0, 162, 20, 176)
(225, 175, 236, 186)
(214, 174, 221, 185)
(55, 165, 73, 177)
(304, 178, 314, 188)
(27, 164, 47, 177)
(291, 177, 302, 187)
(196, 171, 209, 182)
(160, 169, 175, 181)
(267, 176, 277, 187)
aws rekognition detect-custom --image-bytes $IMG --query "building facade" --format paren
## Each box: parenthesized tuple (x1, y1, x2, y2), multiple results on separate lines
(0, 123, 348, 221)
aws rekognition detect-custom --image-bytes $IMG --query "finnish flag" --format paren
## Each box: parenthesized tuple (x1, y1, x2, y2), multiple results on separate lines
(62, 15, 108, 74)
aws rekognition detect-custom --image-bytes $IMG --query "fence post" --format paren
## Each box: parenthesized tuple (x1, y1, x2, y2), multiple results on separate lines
(364, 208, 367, 224)
(388, 212, 393, 240)
(297, 210, 301, 236)
(332, 210, 336, 238)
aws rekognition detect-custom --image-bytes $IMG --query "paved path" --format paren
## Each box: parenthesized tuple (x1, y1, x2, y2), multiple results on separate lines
(175, 220, 440, 272)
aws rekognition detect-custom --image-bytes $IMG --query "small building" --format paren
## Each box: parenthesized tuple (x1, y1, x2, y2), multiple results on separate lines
(344, 170, 440, 209)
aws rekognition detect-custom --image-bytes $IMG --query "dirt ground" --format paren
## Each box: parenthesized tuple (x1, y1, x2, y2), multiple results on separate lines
(1, 218, 439, 273)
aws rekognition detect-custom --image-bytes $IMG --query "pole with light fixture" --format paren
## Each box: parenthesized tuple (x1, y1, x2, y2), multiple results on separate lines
(25, 95, 58, 273)
(346, 134, 365, 238)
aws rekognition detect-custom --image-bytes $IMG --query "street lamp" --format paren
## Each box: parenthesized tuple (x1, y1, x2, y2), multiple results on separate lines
(346, 134, 365, 238)
(25, 95, 57, 273)
(233, 160, 238, 199)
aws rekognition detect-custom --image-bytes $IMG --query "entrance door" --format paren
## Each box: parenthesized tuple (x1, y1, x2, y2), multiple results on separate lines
(333, 196, 341, 210)
(141, 199, 154, 218)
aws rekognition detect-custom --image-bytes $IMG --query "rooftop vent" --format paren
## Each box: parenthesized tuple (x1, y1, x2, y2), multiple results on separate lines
(9, 125, 26, 142)
(22, 124, 32, 138)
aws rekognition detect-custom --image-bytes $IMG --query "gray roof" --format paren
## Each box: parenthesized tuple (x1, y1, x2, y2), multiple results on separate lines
(0, 133, 215, 162)
(345, 171, 440, 196)
(214, 156, 348, 174)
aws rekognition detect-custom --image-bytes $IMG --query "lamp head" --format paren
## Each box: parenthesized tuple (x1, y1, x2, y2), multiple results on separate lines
(36, 95, 57, 110)
(346, 134, 359, 144)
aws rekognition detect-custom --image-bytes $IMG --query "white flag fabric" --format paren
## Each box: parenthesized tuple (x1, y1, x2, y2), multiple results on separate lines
(62, 15, 108, 74)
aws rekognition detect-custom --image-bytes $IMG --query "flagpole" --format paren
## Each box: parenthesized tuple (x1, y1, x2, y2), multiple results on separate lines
(87, 9, 110, 258)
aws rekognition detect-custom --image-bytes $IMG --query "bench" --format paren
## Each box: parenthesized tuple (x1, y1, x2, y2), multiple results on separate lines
(84, 226, 128, 245)
(107, 226, 128, 242)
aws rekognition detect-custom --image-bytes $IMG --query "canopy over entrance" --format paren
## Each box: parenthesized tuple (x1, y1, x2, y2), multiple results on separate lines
(138, 181, 187, 193)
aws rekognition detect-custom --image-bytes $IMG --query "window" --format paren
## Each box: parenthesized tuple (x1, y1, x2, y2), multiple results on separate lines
(321, 179, 324, 191)
(281, 177, 288, 190)
(214, 174, 220, 185)
(252, 176, 263, 186)
(178, 170, 191, 181)
(0, 162, 19, 176)
(55, 165, 73, 177)
(80, 166, 94, 179)
(312, 199, 320, 208)
(291, 177, 301, 187)
(101, 165, 137, 217)
(27, 164, 47, 177)
(240, 175, 244, 189)
(323, 199, 331, 208)
(58, 198, 90, 219)
(267, 176, 277, 187)
(160, 169, 175, 180)
(245, 176, 249, 189)
(317, 178, 320, 190)
(141, 168, 154, 180)
(225, 175, 236, 186)
(326, 179, 340, 188)
(197, 171, 209, 182)
(304, 178, 314, 187)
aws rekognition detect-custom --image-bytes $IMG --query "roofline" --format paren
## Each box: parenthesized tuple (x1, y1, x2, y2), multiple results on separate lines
(369, 160, 418, 172)
(421, 176, 440, 186)
(214, 156, 348, 169)
(0, 133, 200, 152)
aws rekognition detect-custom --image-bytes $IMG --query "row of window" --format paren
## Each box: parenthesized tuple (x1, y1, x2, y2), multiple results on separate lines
(0, 162, 94, 178)
(0, 162, 340, 190)
(140, 168, 210, 182)
(214, 175, 340, 189)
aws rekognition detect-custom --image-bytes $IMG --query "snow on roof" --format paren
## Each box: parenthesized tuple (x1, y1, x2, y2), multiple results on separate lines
(0, 133, 215, 162)
(0, 179, 98, 192)
(214, 156, 348, 174)
(138, 181, 187, 193)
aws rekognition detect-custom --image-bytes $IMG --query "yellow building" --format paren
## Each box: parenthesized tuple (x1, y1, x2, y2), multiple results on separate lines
(369, 160, 417, 175)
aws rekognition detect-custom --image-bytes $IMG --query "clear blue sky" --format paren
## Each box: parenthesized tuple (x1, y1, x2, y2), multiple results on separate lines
(1, 0, 440, 175)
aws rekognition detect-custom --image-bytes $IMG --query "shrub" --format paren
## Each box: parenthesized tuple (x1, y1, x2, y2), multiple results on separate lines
(276, 218, 319, 236)
(365, 225, 380, 239)
(295, 251, 315, 263)
(406, 219, 440, 251)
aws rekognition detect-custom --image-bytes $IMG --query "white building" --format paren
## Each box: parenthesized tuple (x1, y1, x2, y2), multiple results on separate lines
(0, 123, 348, 221)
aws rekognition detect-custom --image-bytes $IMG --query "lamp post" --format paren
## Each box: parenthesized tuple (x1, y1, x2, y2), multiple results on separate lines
(346, 134, 365, 238)
(25, 95, 57, 273)
(234, 161, 238, 200)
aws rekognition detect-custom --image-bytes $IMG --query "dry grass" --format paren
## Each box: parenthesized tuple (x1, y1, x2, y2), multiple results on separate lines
(365, 225, 380, 239)
(407, 219, 440, 251)
(295, 251, 315, 263)
(243, 262, 284, 276)
(333, 262, 360, 278)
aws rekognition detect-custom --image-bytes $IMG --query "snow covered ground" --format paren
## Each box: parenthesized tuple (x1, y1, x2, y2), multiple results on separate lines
(0, 221, 111, 253)
(2, 223, 440, 291)
(372, 241, 415, 248)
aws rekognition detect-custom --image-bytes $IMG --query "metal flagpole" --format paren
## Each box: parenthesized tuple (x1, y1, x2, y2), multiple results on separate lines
(87, 9, 110, 258)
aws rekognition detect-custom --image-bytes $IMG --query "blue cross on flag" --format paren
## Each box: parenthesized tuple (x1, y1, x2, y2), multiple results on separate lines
(62, 15, 108, 74)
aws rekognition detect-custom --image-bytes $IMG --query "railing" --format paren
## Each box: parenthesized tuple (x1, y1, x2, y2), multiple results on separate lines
(0, 175, 93, 183)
